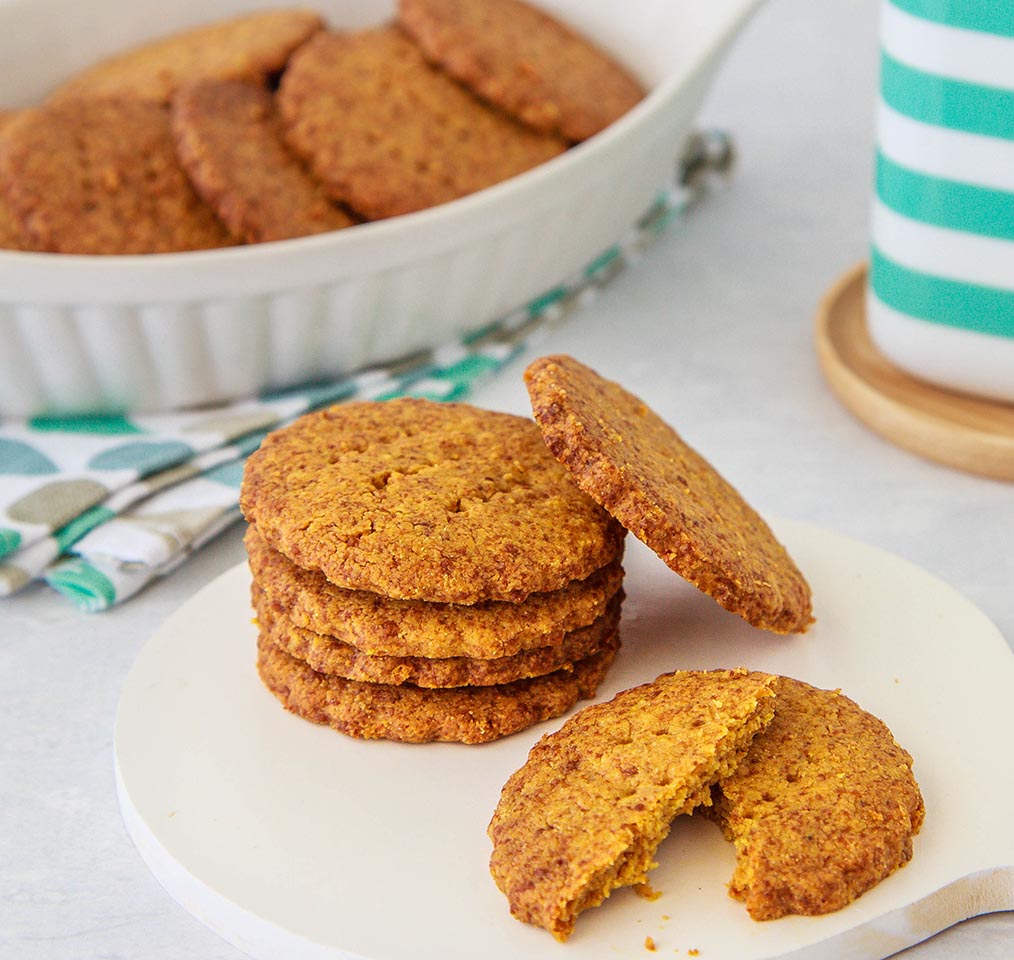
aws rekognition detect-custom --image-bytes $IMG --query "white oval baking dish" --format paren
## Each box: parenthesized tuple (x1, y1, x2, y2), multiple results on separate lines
(0, 0, 762, 416)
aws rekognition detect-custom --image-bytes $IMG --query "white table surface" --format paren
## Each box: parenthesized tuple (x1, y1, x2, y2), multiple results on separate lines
(2, 0, 1012, 957)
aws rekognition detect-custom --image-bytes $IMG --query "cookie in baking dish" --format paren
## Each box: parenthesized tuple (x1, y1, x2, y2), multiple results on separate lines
(277, 26, 568, 220)
(524, 354, 814, 634)
(245, 526, 624, 659)
(398, 0, 645, 141)
(0, 111, 31, 250)
(171, 79, 354, 244)
(488, 668, 778, 940)
(0, 182, 23, 250)
(49, 9, 323, 104)
(0, 99, 232, 254)
(240, 398, 625, 604)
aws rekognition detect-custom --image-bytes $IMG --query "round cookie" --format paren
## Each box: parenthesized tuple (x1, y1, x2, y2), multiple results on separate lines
(240, 398, 626, 603)
(488, 668, 779, 940)
(49, 10, 323, 104)
(524, 355, 814, 634)
(711, 675, 925, 920)
(171, 80, 355, 244)
(276, 27, 568, 220)
(0, 100, 232, 254)
(245, 526, 624, 658)
(252, 580, 622, 687)
(256, 632, 619, 744)
(398, 0, 646, 142)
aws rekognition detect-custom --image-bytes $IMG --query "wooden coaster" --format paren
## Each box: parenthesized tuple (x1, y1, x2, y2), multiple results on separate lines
(815, 262, 1014, 482)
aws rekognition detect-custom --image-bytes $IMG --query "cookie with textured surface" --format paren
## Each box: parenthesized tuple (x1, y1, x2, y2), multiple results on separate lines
(488, 668, 778, 940)
(277, 26, 567, 219)
(399, 0, 645, 141)
(172, 79, 354, 244)
(245, 526, 624, 659)
(256, 631, 619, 744)
(710, 675, 924, 920)
(524, 354, 814, 634)
(0, 99, 232, 254)
(0, 111, 32, 250)
(49, 9, 323, 104)
(252, 579, 622, 687)
(240, 397, 625, 604)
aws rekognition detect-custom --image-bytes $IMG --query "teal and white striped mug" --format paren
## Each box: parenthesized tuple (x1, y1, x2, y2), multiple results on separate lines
(869, 0, 1014, 402)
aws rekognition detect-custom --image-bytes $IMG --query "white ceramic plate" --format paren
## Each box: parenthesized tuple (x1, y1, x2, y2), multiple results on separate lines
(0, 0, 762, 415)
(115, 519, 1014, 960)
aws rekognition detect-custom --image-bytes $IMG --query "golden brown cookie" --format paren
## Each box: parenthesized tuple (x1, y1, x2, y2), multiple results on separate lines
(488, 668, 778, 940)
(0, 111, 31, 251)
(0, 185, 25, 250)
(171, 80, 355, 244)
(710, 676, 924, 920)
(240, 398, 625, 603)
(398, 0, 645, 142)
(245, 526, 624, 658)
(256, 632, 619, 744)
(50, 10, 323, 104)
(0, 100, 232, 254)
(277, 27, 568, 220)
(524, 355, 814, 634)
(252, 579, 622, 687)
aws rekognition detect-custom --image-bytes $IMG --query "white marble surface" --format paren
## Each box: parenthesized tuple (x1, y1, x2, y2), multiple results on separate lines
(2, 0, 1012, 957)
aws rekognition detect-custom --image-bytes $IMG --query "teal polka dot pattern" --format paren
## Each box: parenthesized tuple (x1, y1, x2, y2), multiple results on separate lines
(0, 438, 59, 475)
(88, 441, 194, 474)
(7, 479, 108, 526)
(0, 527, 22, 558)
(54, 506, 116, 553)
(46, 559, 117, 612)
(204, 460, 245, 489)
(28, 414, 141, 435)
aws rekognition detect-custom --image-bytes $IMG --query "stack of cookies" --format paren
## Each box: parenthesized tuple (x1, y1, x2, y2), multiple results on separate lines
(239, 398, 627, 744)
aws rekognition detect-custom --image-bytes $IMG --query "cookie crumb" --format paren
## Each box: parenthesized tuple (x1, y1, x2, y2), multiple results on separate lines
(633, 882, 662, 901)
(644, 936, 657, 952)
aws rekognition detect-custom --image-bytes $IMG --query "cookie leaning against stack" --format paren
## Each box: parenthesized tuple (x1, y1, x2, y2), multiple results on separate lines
(240, 397, 627, 744)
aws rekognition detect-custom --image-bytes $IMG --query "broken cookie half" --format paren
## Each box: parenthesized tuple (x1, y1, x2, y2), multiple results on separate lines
(487, 668, 778, 941)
